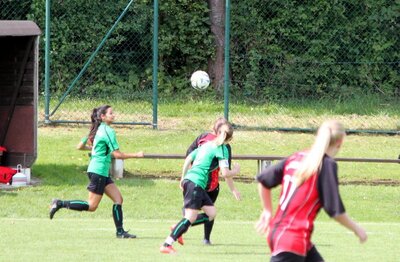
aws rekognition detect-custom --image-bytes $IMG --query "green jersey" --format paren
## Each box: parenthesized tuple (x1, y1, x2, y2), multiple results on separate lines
(185, 141, 229, 189)
(87, 123, 119, 177)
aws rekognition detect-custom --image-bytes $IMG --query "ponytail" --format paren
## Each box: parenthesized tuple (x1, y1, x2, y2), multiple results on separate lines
(87, 105, 111, 143)
(294, 120, 345, 186)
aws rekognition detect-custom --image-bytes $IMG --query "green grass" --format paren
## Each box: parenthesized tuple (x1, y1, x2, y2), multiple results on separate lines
(1, 218, 399, 262)
(0, 126, 399, 261)
(39, 95, 400, 131)
(0, 180, 399, 261)
(36, 126, 400, 182)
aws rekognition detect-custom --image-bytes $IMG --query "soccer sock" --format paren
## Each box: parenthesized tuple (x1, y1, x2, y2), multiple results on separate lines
(191, 213, 209, 226)
(170, 218, 191, 241)
(164, 237, 174, 246)
(60, 200, 89, 211)
(204, 219, 214, 241)
(112, 204, 124, 233)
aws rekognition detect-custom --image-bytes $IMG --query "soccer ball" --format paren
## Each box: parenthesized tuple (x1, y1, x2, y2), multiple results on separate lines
(190, 70, 210, 90)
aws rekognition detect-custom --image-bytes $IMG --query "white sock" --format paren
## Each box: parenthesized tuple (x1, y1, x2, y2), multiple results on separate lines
(165, 236, 175, 246)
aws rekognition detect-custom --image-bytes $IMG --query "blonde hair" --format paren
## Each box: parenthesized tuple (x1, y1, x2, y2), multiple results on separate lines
(294, 120, 345, 186)
(215, 122, 233, 146)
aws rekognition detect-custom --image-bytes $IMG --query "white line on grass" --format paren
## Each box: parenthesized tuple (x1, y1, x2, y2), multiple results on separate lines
(2, 218, 400, 226)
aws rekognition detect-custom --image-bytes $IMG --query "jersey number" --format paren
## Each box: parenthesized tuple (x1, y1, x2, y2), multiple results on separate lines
(279, 175, 297, 211)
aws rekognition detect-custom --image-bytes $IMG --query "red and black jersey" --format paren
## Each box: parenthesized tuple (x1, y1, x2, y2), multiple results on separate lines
(186, 132, 232, 192)
(256, 151, 345, 256)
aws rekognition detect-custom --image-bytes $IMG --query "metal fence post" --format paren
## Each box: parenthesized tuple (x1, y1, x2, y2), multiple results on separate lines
(152, 0, 159, 130)
(223, 0, 231, 121)
(44, 0, 51, 124)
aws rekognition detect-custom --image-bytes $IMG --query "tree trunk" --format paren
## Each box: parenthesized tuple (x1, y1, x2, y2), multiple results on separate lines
(208, 0, 225, 96)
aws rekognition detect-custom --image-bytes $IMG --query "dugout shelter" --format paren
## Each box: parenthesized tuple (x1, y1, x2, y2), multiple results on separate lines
(0, 21, 41, 167)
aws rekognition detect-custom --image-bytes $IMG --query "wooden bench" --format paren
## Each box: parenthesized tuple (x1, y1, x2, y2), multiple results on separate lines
(143, 153, 400, 174)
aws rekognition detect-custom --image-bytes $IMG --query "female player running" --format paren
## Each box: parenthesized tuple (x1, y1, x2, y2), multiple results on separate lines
(185, 117, 241, 245)
(49, 105, 144, 239)
(256, 120, 367, 262)
(160, 122, 240, 254)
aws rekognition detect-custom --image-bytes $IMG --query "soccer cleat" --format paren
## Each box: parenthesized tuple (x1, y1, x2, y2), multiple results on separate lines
(116, 230, 137, 239)
(170, 225, 184, 245)
(49, 199, 61, 219)
(160, 245, 176, 254)
(203, 239, 212, 245)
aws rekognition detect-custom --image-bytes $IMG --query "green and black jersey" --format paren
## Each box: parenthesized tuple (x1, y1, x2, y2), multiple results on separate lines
(185, 141, 229, 189)
(87, 123, 119, 177)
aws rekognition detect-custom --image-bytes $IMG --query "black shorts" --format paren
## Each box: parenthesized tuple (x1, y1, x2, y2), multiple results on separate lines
(86, 172, 114, 195)
(270, 246, 324, 262)
(182, 179, 214, 210)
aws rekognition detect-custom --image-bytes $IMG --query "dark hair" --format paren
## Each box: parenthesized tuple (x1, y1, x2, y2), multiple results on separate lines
(90, 108, 98, 124)
(88, 105, 111, 143)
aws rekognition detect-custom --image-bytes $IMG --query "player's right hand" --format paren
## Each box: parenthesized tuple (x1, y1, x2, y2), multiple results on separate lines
(255, 210, 271, 236)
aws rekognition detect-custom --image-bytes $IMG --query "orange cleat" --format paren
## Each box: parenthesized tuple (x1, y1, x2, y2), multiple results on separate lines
(160, 245, 176, 254)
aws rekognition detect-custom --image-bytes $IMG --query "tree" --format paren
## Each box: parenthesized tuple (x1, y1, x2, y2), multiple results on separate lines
(208, 0, 225, 95)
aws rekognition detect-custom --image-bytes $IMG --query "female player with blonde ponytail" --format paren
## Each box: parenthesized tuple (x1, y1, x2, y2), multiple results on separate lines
(256, 120, 367, 262)
(160, 122, 240, 254)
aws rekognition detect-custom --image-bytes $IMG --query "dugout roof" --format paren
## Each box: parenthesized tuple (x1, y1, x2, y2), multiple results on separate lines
(0, 20, 41, 36)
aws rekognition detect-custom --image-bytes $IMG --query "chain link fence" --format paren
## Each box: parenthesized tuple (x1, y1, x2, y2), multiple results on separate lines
(2, 1, 399, 133)
(0, 0, 32, 20)
(45, 0, 154, 125)
(2, 0, 154, 126)
(229, 1, 399, 133)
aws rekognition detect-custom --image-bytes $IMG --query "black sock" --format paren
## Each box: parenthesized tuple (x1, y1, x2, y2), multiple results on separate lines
(192, 213, 209, 226)
(112, 204, 124, 233)
(170, 218, 191, 241)
(60, 200, 89, 211)
(204, 219, 214, 241)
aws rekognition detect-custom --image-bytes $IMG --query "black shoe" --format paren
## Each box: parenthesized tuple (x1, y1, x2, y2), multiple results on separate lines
(116, 230, 136, 239)
(49, 199, 61, 219)
(203, 239, 212, 245)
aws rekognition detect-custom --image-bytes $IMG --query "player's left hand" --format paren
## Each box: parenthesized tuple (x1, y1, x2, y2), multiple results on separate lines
(232, 189, 241, 201)
(136, 151, 144, 157)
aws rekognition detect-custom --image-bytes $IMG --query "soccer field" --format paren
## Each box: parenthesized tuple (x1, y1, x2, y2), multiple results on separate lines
(0, 218, 399, 262)
(1, 127, 398, 261)
(1, 178, 399, 262)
